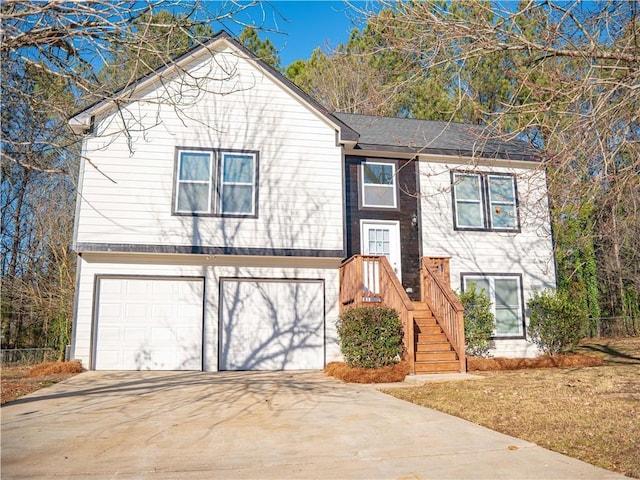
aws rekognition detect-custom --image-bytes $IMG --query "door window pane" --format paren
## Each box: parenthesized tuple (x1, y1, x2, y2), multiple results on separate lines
(368, 228, 390, 256)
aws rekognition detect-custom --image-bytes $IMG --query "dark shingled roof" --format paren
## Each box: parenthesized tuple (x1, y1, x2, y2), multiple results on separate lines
(334, 113, 539, 162)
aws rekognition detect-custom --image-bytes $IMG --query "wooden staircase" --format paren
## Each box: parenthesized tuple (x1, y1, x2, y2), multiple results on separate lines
(339, 255, 466, 375)
(412, 301, 461, 373)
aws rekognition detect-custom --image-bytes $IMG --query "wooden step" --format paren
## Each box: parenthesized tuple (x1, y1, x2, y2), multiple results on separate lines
(416, 351, 458, 362)
(414, 317, 438, 327)
(411, 301, 430, 310)
(415, 341, 452, 352)
(414, 324, 443, 335)
(414, 361, 461, 374)
(416, 332, 448, 343)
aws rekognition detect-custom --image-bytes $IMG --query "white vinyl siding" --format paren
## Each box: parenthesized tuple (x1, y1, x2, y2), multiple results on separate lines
(362, 162, 397, 208)
(74, 43, 343, 252)
(463, 275, 524, 337)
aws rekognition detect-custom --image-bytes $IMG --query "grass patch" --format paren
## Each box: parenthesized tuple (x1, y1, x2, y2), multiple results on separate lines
(325, 361, 409, 383)
(383, 337, 640, 478)
(2, 361, 84, 405)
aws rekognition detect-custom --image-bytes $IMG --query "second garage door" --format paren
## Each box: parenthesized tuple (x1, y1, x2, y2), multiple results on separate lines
(219, 279, 325, 370)
(94, 277, 204, 370)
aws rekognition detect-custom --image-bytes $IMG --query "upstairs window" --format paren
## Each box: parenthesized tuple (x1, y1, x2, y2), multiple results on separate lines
(220, 153, 256, 215)
(174, 148, 258, 217)
(452, 172, 518, 231)
(361, 161, 397, 208)
(176, 151, 213, 214)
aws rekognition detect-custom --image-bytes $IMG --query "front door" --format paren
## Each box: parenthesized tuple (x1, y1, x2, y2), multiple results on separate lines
(360, 220, 402, 282)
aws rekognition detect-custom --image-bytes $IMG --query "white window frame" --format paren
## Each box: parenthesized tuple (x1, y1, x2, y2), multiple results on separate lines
(219, 152, 257, 215)
(174, 148, 258, 217)
(452, 171, 519, 231)
(462, 274, 525, 338)
(487, 174, 518, 231)
(175, 150, 214, 214)
(361, 161, 397, 209)
(453, 173, 485, 229)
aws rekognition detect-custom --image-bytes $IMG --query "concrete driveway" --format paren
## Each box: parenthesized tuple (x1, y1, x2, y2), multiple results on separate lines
(1, 371, 623, 479)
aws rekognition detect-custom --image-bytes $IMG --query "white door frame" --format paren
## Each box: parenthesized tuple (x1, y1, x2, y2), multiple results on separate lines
(360, 219, 402, 282)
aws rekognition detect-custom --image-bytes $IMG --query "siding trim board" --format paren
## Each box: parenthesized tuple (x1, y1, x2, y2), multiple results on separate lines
(75, 242, 344, 258)
(352, 144, 538, 162)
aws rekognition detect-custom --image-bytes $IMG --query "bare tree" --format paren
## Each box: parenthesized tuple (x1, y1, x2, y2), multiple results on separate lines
(353, 0, 639, 331)
(1, 1, 285, 355)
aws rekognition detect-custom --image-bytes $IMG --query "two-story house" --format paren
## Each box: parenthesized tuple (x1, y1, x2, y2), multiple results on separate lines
(68, 31, 556, 373)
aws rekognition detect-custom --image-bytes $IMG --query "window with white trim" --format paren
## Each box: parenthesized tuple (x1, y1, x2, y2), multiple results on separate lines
(220, 153, 256, 215)
(361, 161, 397, 208)
(174, 149, 257, 216)
(462, 274, 524, 337)
(452, 172, 518, 231)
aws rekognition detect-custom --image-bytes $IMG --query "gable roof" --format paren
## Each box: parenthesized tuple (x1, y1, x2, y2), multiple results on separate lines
(69, 31, 358, 142)
(334, 113, 539, 162)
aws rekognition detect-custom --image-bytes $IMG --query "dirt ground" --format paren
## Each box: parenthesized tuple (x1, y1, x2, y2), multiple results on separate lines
(1, 363, 83, 405)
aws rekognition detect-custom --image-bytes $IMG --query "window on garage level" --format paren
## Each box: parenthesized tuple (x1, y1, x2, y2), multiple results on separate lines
(462, 274, 525, 338)
(361, 161, 397, 208)
(174, 148, 258, 217)
(452, 172, 519, 231)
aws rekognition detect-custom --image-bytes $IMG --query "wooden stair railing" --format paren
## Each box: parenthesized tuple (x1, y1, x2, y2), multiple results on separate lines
(339, 255, 415, 374)
(420, 257, 466, 373)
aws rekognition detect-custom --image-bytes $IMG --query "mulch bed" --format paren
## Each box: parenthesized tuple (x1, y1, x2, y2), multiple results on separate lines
(29, 360, 84, 377)
(467, 353, 603, 371)
(325, 361, 410, 383)
(325, 353, 604, 383)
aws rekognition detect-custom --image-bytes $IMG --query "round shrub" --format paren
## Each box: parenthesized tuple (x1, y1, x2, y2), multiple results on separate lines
(527, 289, 586, 355)
(458, 283, 495, 357)
(336, 306, 403, 368)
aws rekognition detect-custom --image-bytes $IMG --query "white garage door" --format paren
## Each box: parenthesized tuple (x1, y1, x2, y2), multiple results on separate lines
(219, 279, 324, 370)
(94, 277, 204, 370)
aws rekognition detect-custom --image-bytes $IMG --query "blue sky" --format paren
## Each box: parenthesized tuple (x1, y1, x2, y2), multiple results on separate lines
(217, 1, 367, 66)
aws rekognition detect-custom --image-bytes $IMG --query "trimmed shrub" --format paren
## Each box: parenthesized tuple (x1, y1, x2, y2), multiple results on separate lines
(458, 284, 495, 357)
(527, 289, 586, 355)
(336, 306, 403, 368)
